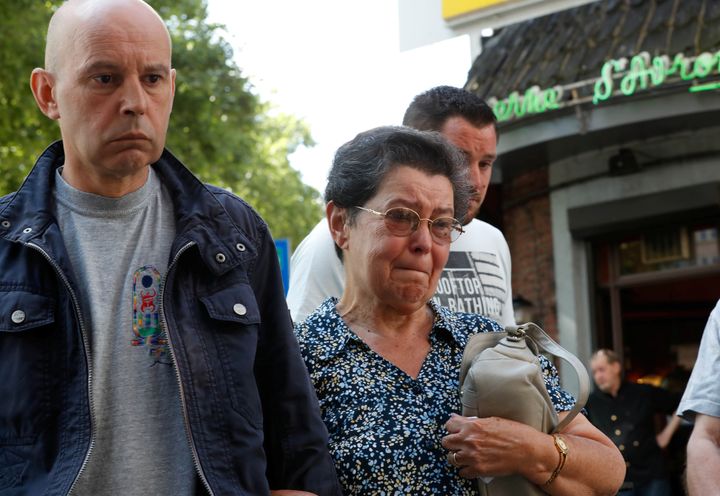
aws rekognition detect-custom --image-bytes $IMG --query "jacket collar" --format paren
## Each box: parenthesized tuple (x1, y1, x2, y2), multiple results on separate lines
(0, 141, 256, 276)
(0, 141, 60, 244)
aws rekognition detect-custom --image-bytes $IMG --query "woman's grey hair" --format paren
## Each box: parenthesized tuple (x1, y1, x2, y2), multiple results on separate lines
(325, 125, 471, 227)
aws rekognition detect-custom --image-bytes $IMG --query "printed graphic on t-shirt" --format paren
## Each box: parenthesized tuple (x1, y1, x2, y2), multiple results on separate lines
(431, 251, 506, 321)
(131, 265, 170, 364)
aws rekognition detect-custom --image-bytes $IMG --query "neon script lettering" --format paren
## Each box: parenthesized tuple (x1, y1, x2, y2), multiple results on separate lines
(593, 50, 720, 103)
(489, 50, 720, 121)
(490, 85, 563, 122)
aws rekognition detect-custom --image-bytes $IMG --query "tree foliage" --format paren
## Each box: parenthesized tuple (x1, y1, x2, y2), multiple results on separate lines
(0, 0, 322, 244)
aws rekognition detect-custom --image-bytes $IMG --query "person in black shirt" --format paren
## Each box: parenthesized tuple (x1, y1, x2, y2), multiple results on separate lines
(586, 349, 680, 496)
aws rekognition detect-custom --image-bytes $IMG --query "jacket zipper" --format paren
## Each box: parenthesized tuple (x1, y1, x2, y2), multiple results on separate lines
(160, 241, 215, 496)
(26, 243, 96, 496)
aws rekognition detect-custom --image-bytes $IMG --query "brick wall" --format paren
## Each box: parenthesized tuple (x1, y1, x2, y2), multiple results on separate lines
(503, 166, 558, 338)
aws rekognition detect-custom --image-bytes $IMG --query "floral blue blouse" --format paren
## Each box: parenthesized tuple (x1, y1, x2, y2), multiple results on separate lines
(295, 298, 576, 495)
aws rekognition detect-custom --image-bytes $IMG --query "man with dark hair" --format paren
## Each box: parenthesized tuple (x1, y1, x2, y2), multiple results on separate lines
(0, 1, 339, 494)
(586, 349, 681, 496)
(287, 86, 514, 327)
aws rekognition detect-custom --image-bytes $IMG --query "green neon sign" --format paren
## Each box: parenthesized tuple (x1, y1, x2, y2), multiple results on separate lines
(593, 51, 720, 103)
(489, 50, 720, 122)
(689, 81, 720, 93)
(492, 85, 563, 122)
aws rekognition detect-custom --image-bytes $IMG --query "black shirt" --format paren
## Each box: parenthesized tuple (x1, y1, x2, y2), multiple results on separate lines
(585, 381, 679, 486)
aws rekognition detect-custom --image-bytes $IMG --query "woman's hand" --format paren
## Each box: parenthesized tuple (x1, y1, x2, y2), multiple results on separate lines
(441, 414, 548, 480)
(441, 412, 626, 495)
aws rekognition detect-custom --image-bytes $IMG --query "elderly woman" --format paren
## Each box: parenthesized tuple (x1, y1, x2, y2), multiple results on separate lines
(295, 126, 624, 495)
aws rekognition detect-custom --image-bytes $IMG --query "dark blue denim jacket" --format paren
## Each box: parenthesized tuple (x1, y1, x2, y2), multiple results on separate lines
(0, 142, 340, 495)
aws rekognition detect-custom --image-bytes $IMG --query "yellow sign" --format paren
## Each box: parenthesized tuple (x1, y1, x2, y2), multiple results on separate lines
(442, 0, 511, 20)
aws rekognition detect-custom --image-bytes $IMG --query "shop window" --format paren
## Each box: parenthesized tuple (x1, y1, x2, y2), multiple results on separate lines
(591, 219, 720, 377)
(617, 225, 718, 276)
(694, 227, 720, 266)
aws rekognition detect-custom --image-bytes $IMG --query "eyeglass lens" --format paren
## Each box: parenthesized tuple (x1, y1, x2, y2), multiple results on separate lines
(384, 207, 460, 242)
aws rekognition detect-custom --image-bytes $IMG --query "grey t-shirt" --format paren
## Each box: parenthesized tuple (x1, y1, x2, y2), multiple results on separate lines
(53, 167, 196, 495)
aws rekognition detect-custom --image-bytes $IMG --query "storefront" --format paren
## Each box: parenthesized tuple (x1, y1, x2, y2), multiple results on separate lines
(465, 0, 720, 384)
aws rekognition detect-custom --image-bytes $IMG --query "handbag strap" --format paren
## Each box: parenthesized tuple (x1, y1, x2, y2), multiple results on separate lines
(508, 322, 590, 433)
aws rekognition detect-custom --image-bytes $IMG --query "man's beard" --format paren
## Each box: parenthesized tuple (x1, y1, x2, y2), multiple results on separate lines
(464, 193, 483, 224)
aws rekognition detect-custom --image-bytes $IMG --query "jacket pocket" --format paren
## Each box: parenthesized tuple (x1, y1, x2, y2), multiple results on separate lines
(0, 289, 56, 442)
(199, 283, 263, 429)
(0, 289, 54, 332)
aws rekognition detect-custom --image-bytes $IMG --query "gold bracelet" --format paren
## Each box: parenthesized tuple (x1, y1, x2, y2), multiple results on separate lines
(544, 434, 569, 486)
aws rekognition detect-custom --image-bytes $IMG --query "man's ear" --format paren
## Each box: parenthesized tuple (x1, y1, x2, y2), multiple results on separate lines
(327, 201, 349, 251)
(30, 68, 60, 120)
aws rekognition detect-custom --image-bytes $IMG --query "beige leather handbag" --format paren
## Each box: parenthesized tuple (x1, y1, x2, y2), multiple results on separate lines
(458, 323, 590, 496)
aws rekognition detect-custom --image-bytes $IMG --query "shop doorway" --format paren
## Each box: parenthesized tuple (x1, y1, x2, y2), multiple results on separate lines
(592, 221, 720, 495)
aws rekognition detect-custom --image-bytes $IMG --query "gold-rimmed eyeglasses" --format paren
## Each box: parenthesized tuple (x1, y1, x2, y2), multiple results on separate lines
(354, 206, 464, 244)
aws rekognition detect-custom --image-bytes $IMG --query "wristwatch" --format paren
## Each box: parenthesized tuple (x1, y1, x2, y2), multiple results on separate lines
(544, 434, 569, 486)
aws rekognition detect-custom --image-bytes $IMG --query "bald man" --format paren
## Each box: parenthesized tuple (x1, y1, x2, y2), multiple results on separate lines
(586, 350, 679, 495)
(0, 1, 340, 495)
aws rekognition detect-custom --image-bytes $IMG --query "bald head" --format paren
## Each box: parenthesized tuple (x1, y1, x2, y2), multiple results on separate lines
(45, 0, 171, 75)
(30, 0, 176, 197)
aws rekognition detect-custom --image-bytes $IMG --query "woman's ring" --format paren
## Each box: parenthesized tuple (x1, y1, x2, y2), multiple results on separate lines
(450, 451, 459, 466)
